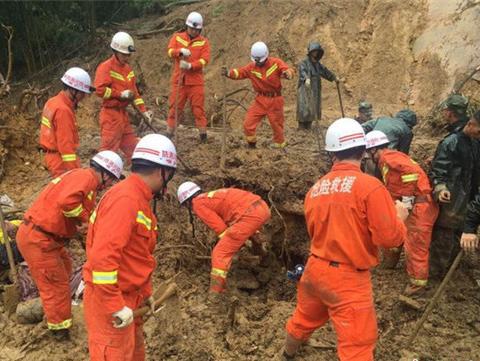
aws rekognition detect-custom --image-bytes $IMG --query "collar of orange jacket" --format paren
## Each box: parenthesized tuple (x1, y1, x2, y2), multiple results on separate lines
(331, 161, 362, 172)
(110, 54, 127, 69)
(128, 173, 154, 201)
(58, 90, 75, 110)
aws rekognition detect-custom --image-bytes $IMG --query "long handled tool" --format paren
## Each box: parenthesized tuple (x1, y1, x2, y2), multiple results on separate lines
(0, 205, 20, 314)
(405, 250, 464, 347)
(335, 80, 345, 118)
(133, 282, 177, 319)
(220, 67, 227, 171)
(174, 72, 183, 146)
(454, 64, 480, 94)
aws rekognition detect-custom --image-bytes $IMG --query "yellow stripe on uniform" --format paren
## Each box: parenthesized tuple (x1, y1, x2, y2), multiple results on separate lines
(199, 58, 207, 66)
(410, 278, 427, 286)
(233, 69, 239, 78)
(51, 177, 62, 184)
(109, 70, 125, 81)
(211, 268, 228, 278)
(251, 70, 262, 79)
(381, 165, 389, 184)
(218, 230, 227, 238)
(127, 71, 135, 81)
(61, 154, 77, 162)
(175, 36, 189, 47)
(207, 191, 217, 198)
(103, 87, 112, 99)
(168, 48, 174, 57)
(63, 204, 83, 218)
(41, 116, 51, 128)
(191, 40, 205, 47)
(134, 98, 145, 106)
(87, 191, 94, 201)
(89, 210, 97, 224)
(266, 63, 278, 78)
(47, 318, 72, 330)
(401, 173, 419, 183)
(136, 211, 152, 230)
(92, 270, 118, 285)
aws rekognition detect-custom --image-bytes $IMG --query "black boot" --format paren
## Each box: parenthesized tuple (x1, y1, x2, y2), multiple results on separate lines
(247, 142, 256, 149)
(50, 329, 70, 342)
(200, 133, 207, 143)
(298, 122, 312, 130)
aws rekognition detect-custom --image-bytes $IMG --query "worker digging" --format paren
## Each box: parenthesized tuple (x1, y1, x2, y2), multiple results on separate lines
(1, 3, 480, 361)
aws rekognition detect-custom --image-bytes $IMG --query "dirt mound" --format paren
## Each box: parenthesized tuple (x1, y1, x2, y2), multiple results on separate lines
(1, 0, 480, 360)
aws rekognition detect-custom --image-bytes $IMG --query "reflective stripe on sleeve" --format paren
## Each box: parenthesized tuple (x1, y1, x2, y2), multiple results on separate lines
(401, 174, 419, 183)
(232, 69, 239, 78)
(127, 71, 135, 81)
(63, 204, 84, 218)
(266, 63, 278, 78)
(207, 191, 217, 198)
(199, 58, 207, 66)
(134, 98, 145, 106)
(218, 230, 227, 238)
(381, 165, 389, 184)
(41, 116, 51, 128)
(51, 177, 61, 184)
(89, 210, 97, 224)
(87, 191, 94, 201)
(61, 154, 77, 162)
(92, 270, 118, 284)
(168, 48, 174, 57)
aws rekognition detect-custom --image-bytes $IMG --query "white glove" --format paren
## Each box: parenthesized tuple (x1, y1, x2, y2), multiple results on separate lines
(120, 89, 134, 101)
(305, 78, 311, 87)
(180, 48, 191, 57)
(143, 110, 153, 122)
(112, 306, 133, 328)
(180, 60, 192, 70)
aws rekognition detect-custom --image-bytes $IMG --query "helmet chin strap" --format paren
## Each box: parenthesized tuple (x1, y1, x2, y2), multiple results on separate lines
(152, 167, 175, 215)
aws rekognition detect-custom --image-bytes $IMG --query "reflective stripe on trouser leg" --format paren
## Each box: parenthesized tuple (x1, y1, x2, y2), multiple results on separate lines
(210, 268, 228, 293)
(16, 225, 72, 330)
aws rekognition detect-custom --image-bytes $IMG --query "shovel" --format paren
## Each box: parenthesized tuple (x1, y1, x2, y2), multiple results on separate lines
(0, 205, 20, 315)
(335, 80, 345, 118)
(220, 66, 227, 171)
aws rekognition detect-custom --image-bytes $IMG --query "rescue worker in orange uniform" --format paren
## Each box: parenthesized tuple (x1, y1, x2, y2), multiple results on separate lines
(83, 134, 177, 361)
(177, 182, 270, 294)
(222, 41, 294, 148)
(94, 32, 153, 160)
(39, 67, 93, 177)
(365, 130, 439, 296)
(16, 151, 124, 340)
(166, 12, 210, 142)
(281, 118, 408, 361)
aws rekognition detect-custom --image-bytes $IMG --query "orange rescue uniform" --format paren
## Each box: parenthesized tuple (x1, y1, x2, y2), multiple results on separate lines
(192, 188, 271, 293)
(166, 31, 210, 133)
(286, 162, 406, 361)
(16, 168, 99, 330)
(94, 55, 146, 159)
(228, 57, 292, 147)
(83, 173, 157, 361)
(378, 149, 439, 285)
(39, 91, 81, 177)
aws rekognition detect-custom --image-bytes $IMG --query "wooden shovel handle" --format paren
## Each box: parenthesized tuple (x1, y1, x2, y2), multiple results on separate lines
(133, 282, 177, 318)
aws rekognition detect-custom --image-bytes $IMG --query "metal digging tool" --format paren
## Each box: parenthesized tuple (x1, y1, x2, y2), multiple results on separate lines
(220, 67, 227, 171)
(0, 205, 20, 315)
(405, 250, 464, 347)
(335, 80, 345, 118)
(174, 72, 183, 146)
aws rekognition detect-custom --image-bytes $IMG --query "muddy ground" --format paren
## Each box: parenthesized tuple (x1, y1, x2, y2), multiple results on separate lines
(1, 0, 480, 360)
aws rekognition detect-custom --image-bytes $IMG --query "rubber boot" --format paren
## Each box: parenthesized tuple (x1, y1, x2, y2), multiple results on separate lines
(50, 329, 70, 342)
(298, 122, 312, 130)
(199, 133, 207, 143)
(403, 283, 427, 297)
(382, 247, 402, 269)
(247, 142, 256, 149)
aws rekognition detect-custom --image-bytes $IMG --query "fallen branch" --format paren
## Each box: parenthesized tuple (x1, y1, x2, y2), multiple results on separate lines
(0, 24, 13, 96)
(267, 185, 290, 266)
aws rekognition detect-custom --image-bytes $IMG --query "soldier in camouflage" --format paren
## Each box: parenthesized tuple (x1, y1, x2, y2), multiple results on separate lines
(355, 101, 373, 124)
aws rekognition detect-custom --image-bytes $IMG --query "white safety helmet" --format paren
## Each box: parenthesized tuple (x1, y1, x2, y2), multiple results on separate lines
(61, 67, 92, 94)
(251, 41, 269, 63)
(177, 181, 201, 204)
(91, 150, 124, 179)
(365, 130, 390, 150)
(132, 134, 177, 169)
(110, 32, 135, 54)
(324, 118, 366, 152)
(186, 12, 203, 29)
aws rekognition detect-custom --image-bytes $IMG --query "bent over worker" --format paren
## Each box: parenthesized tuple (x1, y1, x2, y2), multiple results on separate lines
(16, 151, 124, 340)
(281, 118, 407, 361)
(83, 134, 177, 361)
(40, 67, 93, 177)
(177, 182, 270, 294)
(365, 130, 439, 296)
(222, 41, 294, 148)
(94, 32, 153, 160)
(166, 12, 210, 142)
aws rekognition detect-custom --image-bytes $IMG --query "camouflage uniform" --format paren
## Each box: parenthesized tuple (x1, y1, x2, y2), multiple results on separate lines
(355, 101, 373, 124)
